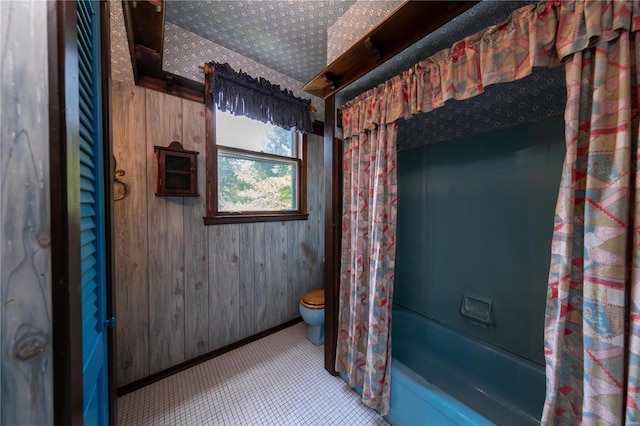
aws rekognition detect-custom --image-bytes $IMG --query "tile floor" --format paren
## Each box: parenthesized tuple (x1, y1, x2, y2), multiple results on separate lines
(117, 323, 390, 425)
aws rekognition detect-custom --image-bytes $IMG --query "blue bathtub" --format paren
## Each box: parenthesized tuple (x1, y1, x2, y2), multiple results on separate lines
(386, 307, 545, 425)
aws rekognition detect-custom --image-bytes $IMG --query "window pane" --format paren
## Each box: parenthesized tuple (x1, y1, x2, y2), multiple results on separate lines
(218, 153, 297, 212)
(216, 109, 294, 157)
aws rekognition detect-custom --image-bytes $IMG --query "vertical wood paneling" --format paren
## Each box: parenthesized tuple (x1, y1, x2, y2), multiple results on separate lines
(209, 225, 240, 350)
(146, 90, 186, 373)
(297, 217, 311, 298)
(1, 2, 52, 422)
(253, 222, 267, 332)
(286, 222, 299, 320)
(181, 99, 210, 359)
(112, 86, 325, 387)
(113, 82, 150, 384)
(265, 222, 289, 328)
(306, 136, 318, 295)
(302, 135, 323, 295)
(297, 138, 314, 299)
(238, 224, 256, 339)
(313, 135, 325, 289)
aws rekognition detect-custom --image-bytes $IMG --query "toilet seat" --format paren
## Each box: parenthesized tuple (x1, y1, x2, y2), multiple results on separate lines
(300, 289, 324, 309)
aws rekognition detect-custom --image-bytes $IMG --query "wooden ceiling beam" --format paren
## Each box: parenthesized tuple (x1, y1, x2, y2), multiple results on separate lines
(302, 1, 479, 99)
(129, 0, 164, 54)
(123, 0, 206, 102)
(134, 44, 162, 75)
(137, 73, 205, 103)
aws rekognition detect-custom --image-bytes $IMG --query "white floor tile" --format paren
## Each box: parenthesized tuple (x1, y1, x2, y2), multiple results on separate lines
(118, 323, 389, 426)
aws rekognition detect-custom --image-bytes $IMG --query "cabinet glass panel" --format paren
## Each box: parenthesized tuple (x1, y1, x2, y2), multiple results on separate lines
(165, 172, 190, 190)
(166, 155, 191, 171)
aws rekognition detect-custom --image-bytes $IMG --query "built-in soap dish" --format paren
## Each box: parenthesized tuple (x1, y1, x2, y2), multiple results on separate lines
(460, 294, 493, 327)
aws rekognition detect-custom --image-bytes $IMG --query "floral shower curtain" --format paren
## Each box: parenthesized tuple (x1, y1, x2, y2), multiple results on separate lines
(336, 1, 560, 414)
(543, 22, 640, 426)
(335, 0, 640, 419)
(337, 84, 399, 415)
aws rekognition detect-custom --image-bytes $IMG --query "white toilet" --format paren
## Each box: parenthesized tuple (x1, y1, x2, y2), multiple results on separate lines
(299, 289, 325, 345)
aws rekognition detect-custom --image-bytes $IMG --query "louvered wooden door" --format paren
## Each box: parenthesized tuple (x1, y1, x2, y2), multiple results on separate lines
(77, 0, 110, 423)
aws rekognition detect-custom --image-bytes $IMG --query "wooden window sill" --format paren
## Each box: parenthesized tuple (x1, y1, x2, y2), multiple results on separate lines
(203, 213, 309, 225)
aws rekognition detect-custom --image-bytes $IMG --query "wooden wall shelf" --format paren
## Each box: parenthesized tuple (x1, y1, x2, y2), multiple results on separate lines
(302, 1, 479, 99)
(154, 141, 199, 197)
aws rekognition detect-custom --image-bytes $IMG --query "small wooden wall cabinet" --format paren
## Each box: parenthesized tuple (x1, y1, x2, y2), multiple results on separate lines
(154, 141, 199, 196)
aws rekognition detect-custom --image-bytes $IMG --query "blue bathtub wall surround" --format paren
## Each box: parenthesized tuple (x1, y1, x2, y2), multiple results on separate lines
(394, 115, 566, 366)
(384, 116, 565, 424)
(387, 307, 545, 425)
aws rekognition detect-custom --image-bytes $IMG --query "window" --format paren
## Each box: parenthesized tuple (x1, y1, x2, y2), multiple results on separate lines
(204, 108, 307, 224)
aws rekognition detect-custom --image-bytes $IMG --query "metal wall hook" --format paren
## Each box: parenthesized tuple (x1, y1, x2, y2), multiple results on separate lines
(114, 179, 128, 201)
(113, 156, 129, 201)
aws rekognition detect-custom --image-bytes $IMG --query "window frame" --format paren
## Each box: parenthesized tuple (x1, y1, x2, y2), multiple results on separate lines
(204, 106, 308, 225)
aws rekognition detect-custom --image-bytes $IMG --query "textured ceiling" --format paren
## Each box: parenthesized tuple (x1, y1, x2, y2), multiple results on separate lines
(165, 0, 357, 83)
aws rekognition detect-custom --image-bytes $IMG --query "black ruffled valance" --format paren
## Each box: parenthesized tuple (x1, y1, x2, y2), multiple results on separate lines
(207, 61, 313, 133)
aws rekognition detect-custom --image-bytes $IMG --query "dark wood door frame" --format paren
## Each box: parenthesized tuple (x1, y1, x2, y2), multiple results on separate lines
(100, 1, 117, 425)
(49, 1, 84, 423)
(323, 95, 342, 375)
(49, 1, 116, 424)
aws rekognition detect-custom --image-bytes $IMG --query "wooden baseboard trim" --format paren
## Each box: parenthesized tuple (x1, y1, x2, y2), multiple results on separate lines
(117, 317, 303, 396)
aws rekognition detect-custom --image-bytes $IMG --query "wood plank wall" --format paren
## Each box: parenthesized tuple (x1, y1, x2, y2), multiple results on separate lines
(1, 1, 53, 423)
(112, 82, 325, 387)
